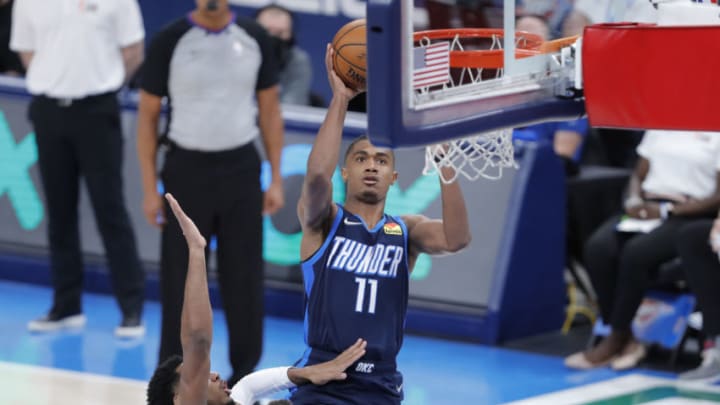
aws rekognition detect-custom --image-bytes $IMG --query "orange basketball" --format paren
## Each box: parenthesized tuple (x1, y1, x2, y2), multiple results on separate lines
(331, 19, 366, 91)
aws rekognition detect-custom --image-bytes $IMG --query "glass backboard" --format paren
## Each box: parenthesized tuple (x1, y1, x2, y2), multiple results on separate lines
(366, 0, 585, 148)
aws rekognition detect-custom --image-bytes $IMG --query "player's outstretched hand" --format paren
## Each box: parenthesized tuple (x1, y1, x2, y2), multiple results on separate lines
(292, 338, 367, 386)
(325, 43, 362, 100)
(165, 193, 206, 250)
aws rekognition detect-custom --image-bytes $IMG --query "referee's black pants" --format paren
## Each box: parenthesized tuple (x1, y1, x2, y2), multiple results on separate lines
(29, 93, 145, 318)
(158, 142, 264, 382)
(677, 219, 720, 338)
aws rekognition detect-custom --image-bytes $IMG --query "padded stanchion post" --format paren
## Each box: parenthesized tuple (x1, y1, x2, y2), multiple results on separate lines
(583, 23, 720, 131)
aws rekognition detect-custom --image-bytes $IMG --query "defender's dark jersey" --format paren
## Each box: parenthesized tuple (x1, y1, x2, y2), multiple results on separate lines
(297, 204, 410, 372)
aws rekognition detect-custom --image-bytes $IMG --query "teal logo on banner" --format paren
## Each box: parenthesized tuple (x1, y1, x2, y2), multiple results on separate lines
(0, 111, 43, 230)
(261, 144, 441, 280)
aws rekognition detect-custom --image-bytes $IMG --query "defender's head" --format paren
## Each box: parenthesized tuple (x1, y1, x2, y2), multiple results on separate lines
(342, 135, 397, 205)
(147, 356, 231, 405)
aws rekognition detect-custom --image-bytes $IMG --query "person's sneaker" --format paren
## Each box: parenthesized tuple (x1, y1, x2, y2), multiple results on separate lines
(114, 313, 145, 338)
(679, 347, 720, 381)
(27, 313, 86, 332)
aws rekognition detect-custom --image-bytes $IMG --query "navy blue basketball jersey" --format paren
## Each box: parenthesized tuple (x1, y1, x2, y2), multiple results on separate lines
(297, 204, 409, 372)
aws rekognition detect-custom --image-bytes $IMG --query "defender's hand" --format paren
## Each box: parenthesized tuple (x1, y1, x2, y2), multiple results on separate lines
(290, 338, 367, 386)
(165, 193, 206, 249)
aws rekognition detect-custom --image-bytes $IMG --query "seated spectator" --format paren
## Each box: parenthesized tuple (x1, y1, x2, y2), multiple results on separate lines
(518, 0, 573, 40)
(0, 0, 24, 76)
(676, 218, 720, 380)
(424, 0, 494, 30)
(255, 4, 312, 105)
(565, 130, 720, 370)
(516, 14, 550, 40)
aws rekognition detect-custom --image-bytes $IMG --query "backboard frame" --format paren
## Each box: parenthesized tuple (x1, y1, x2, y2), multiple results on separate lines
(366, 0, 586, 148)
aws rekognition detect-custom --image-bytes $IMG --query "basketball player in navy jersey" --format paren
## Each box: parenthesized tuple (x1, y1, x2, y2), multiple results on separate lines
(290, 45, 472, 404)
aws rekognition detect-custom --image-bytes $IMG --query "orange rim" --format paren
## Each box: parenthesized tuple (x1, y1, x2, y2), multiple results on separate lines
(413, 29, 579, 69)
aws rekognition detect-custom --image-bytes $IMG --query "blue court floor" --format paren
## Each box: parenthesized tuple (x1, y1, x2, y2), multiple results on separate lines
(0, 280, 716, 404)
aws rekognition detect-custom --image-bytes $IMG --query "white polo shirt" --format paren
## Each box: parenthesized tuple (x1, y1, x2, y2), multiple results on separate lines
(10, 0, 144, 98)
(573, 0, 658, 24)
(639, 131, 720, 200)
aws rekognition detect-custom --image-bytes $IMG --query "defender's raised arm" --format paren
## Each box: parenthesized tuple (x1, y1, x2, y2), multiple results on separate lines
(165, 193, 212, 405)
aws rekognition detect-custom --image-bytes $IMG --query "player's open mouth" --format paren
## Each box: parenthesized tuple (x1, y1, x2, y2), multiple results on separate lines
(363, 176, 378, 186)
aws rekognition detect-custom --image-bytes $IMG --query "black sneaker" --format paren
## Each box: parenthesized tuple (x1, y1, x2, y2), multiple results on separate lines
(27, 312, 86, 332)
(115, 313, 145, 338)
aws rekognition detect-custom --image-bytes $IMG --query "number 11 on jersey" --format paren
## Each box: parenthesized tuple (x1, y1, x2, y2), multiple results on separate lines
(355, 277, 378, 314)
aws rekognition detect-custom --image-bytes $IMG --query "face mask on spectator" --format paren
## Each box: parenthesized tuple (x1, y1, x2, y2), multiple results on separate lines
(272, 36, 294, 69)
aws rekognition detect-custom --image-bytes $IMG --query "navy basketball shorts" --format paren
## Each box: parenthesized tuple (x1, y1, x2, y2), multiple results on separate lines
(290, 371, 403, 405)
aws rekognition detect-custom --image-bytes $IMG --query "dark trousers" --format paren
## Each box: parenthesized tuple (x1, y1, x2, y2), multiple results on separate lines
(677, 219, 720, 337)
(158, 142, 264, 380)
(584, 214, 700, 331)
(29, 93, 145, 318)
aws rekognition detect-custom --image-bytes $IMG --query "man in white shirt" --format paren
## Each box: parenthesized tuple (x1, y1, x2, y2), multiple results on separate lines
(10, 0, 146, 337)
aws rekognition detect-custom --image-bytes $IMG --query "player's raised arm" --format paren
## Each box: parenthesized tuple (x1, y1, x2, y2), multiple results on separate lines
(298, 44, 361, 230)
(165, 193, 212, 405)
(403, 166, 471, 257)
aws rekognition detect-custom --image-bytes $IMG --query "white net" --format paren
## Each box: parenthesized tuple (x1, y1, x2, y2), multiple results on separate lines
(423, 128, 517, 184)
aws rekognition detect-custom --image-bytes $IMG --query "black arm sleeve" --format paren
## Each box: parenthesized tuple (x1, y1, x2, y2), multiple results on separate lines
(139, 19, 191, 97)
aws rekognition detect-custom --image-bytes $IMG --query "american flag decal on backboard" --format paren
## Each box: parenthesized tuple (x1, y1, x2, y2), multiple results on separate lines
(413, 42, 450, 89)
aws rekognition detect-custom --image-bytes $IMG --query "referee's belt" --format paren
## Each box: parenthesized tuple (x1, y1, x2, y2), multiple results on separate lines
(38, 91, 116, 107)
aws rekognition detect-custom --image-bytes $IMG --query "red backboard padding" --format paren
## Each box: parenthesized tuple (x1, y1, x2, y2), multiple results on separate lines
(583, 23, 720, 132)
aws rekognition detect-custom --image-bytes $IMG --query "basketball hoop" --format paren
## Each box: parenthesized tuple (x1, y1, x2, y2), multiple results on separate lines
(414, 28, 578, 182)
(423, 128, 516, 184)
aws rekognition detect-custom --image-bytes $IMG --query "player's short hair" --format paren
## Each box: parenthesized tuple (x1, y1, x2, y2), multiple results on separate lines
(147, 355, 183, 405)
(344, 135, 395, 167)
